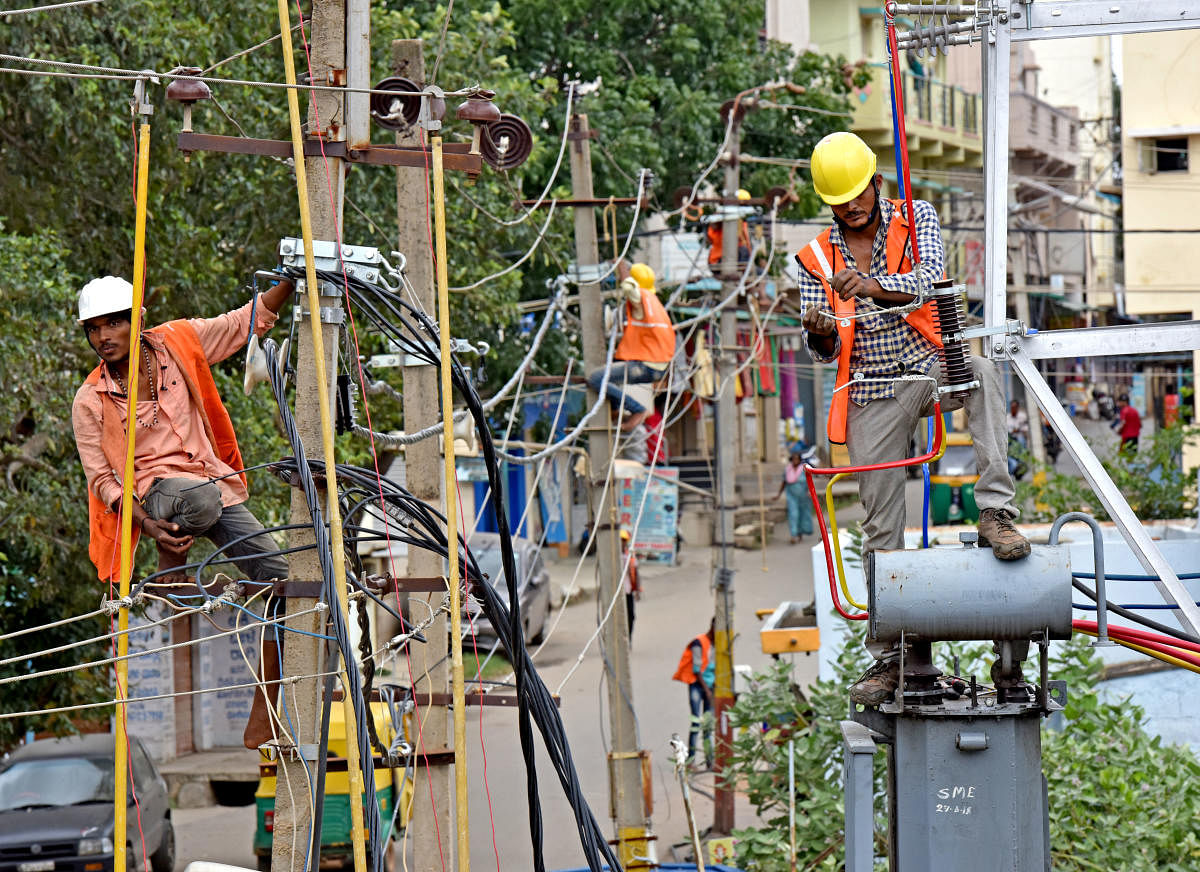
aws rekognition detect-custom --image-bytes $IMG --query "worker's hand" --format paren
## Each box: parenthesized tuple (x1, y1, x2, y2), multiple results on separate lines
(802, 304, 835, 337)
(831, 268, 882, 302)
(142, 518, 194, 553)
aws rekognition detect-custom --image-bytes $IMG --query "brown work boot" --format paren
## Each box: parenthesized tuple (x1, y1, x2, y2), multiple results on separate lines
(849, 659, 900, 706)
(978, 508, 1031, 561)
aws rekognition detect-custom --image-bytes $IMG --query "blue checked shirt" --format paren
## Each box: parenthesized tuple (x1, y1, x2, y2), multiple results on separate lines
(797, 198, 945, 405)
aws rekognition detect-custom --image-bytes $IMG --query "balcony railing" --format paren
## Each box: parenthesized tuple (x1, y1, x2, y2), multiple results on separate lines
(901, 72, 980, 135)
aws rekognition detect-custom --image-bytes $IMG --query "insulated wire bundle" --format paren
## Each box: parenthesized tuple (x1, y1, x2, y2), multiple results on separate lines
(274, 265, 622, 872)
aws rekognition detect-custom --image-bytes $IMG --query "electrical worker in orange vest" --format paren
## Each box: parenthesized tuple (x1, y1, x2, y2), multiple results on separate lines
(585, 261, 676, 431)
(705, 188, 753, 268)
(796, 132, 1029, 706)
(672, 619, 715, 769)
(72, 275, 293, 749)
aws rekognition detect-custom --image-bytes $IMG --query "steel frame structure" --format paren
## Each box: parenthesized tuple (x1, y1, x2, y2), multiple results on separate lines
(975, 1, 1200, 633)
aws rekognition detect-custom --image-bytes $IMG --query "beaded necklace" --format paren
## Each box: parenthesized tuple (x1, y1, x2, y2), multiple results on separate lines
(110, 340, 159, 428)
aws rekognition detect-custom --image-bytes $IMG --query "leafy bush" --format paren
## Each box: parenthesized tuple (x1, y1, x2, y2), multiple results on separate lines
(1017, 423, 1199, 523)
(724, 629, 1200, 871)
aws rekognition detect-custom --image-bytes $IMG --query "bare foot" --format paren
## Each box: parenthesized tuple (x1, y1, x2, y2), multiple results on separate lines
(155, 542, 192, 586)
(243, 639, 282, 749)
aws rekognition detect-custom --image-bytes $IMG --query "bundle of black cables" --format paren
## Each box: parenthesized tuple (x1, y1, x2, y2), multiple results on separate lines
(279, 266, 622, 872)
(260, 336, 388, 872)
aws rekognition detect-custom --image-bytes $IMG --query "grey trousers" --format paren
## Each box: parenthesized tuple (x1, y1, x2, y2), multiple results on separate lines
(847, 356, 1016, 664)
(846, 354, 1016, 554)
(142, 477, 288, 583)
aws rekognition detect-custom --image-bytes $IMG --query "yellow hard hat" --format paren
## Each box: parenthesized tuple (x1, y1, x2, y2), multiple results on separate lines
(736, 188, 751, 201)
(620, 529, 631, 541)
(810, 132, 878, 205)
(629, 263, 655, 290)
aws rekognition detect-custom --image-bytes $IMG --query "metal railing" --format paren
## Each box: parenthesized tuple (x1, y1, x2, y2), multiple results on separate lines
(902, 71, 980, 134)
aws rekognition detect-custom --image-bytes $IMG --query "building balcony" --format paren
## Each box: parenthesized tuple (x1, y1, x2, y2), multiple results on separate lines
(1009, 92, 1081, 176)
(852, 63, 983, 168)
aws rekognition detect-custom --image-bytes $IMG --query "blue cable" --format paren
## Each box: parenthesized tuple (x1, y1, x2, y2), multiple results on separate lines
(886, 39, 906, 200)
(164, 593, 335, 640)
(1074, 601, 1200, 612)
(921, 416, 933, 548)
(1074, 571, 1200, 582)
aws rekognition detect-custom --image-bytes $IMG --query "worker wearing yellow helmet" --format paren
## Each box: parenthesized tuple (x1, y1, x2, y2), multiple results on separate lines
(705, 189, 753, 269)
(585, 260, 675, 432)
(796, 131, 1028, 706)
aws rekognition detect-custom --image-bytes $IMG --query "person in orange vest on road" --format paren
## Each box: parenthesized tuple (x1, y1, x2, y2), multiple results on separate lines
(672, 619, 715, 769)
(795, 132, 1029, 706)
(72, 274, 293, 749)
(586, 261, 675, 431)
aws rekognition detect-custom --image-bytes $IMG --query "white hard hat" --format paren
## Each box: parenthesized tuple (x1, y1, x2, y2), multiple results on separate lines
(77, 276, 134, 323)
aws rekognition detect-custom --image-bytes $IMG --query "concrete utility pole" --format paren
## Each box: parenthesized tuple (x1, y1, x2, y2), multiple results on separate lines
(391, 39, 455, 871)
(569, 110, 651, 867)
(711, 105, 742, 836)
(273, 1, 349, 871)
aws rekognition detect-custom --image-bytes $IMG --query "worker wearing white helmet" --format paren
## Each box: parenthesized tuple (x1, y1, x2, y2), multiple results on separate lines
(71, 272, 293, 749)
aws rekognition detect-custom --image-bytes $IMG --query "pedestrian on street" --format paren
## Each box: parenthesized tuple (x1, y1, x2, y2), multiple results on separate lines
(672, 619, 715, 769)
(796, 132, 1030, 707)
(620, 529, 641, 637)
(1112, 393, 1142, 453)
(72, 273, 294, 749)
(776, 446, 814, 543)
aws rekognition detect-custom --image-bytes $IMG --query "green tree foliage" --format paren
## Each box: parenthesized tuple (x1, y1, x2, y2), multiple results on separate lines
(1016, 424, 1199, 523)
(0, 0, 859, 739)
(0, 227, 111, 745)
(503, 0, 863, 207)
(724, 630, 1200, 871)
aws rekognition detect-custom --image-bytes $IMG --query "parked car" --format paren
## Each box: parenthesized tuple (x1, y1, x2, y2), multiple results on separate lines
(0, 734, 173, 872)
(463, 532, 551, 644)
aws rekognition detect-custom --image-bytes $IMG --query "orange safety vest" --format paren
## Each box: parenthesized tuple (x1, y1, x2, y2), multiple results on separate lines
(672, 633, 712, 684)
(706, 222, 751, 266)
(615, 287, 675, 364)
(83, 320, 246, 581)
(795, 200, 943, 445)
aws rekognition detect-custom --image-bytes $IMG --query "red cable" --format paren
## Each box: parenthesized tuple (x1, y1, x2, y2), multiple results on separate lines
(454, 479, 502, 872)
(289, 5, 448, 867)
(804, 468, 867, 621)
(1073, 620, 1200, 659)
(885, 11, 920, 263)
(803, 401, 944, 621)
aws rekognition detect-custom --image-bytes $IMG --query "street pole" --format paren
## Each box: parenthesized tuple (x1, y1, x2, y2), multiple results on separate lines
(391, 39, 455, 871)
(711, 105, 742, 836)
(273, 2, 357, 872)
(569, 109, 651, 867)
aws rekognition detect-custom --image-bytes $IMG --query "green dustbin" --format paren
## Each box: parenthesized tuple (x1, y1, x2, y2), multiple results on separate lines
(929, 477, 979, 525)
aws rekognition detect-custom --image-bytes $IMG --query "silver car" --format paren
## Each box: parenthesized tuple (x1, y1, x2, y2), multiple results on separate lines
(462, 533, 552, 644)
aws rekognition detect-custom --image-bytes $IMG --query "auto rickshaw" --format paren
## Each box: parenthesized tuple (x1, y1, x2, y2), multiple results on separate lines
(254, 696, 413, 870)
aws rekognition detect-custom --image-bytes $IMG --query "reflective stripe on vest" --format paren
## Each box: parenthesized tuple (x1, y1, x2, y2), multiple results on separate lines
(84, 320, 246, 581)
(795, 200, 943, 444)
(615, 288, 675, 364)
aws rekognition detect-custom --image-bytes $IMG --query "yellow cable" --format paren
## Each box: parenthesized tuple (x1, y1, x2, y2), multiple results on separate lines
(431, 134, 471, 872)
(113, 115, 151, 872)
(274, 4, 367, 871)
(824, 472, 868, 611)
(822, 413, 947, 613)
(1075, 629, 1200, 676)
